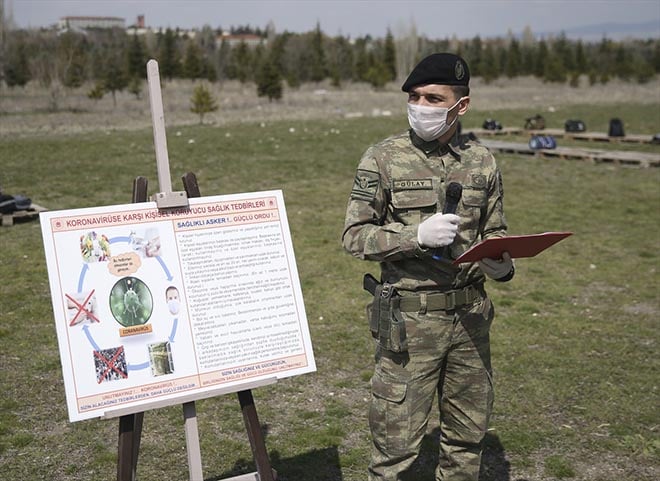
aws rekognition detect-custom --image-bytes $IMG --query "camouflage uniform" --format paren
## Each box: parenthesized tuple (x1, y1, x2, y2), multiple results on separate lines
(342, 130, 507, 481)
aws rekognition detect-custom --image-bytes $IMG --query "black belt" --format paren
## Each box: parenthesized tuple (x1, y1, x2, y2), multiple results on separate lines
(398, 284, 482, 312)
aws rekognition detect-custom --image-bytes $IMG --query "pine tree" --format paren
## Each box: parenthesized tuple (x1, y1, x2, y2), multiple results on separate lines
(554, 33, 575, 73)
(251, 43, 265, 82)
(4, 36, 30, 87)
(103, 55, 129, 107)
(632, 55, 655, 84)
(354, 37, 370, 82)
(159, 28, 180, 80)
(481, 43, 499, 84)
(190, 83, 218, 123)
(127, 33, 146, 79)
(597, 37, 614, 82)
(505, 38, 522, 78)
(521, 45, 536, 76)
(466, 36, 483, 77)
(334, 35, 355, 82)
(227, 41, 251, 83)
(383, 28, 397, 82)
(216, 38, 231, 81)
(543, 53, 567, 83)
(201, 57, 217, 82)
(497, 45, 507, 78)
(256, 56, 283, 101)
(309, 22, 327, 82)
(534, 40, 549, 78)
(652, 40, 660, 73)
(364, 62, 389, 90)
(613, 44, 631, 80)
(575, 40, 587, 75)
(183, 41, 203, 79)
(270, 32, 289, 73)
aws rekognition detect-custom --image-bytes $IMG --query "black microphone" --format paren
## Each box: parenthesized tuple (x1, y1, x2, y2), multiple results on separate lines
(433, 182, 463, 260)
(443, 182, 463, 215)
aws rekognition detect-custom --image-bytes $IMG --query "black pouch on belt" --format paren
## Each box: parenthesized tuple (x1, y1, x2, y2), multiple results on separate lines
(365, 277, 408, 353)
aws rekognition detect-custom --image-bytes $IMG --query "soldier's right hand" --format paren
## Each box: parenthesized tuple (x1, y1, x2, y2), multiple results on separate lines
(417, 213, 460, 248)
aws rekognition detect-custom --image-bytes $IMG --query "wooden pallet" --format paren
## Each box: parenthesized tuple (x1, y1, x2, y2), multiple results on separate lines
(527, 129, 656, 144)
(1, 203, 48, 227)
(480, 140, 660, 168)
(468, 127, 523, 137)
(471, 128, 657, 144)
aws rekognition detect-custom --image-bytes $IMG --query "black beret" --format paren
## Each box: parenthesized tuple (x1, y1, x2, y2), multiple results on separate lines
(401, 53, 470, 92)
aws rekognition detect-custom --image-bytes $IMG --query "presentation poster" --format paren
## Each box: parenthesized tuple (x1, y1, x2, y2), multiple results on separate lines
(40, 190, 315, 422)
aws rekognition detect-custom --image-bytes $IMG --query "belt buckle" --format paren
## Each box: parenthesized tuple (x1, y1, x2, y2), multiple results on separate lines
(445, 291, 456, 310)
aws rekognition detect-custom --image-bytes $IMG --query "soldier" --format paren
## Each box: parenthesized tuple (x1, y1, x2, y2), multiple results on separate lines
(342, 53, 514, 481)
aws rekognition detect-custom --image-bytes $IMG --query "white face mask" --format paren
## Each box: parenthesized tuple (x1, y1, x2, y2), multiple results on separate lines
(167, 299, 180, 315)
(407, 98, 464, 142)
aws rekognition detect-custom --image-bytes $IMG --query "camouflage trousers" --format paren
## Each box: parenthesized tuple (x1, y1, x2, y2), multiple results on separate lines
(368, 291, 495, 481)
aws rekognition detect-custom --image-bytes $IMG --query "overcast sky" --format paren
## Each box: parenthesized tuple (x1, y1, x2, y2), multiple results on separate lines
(8, 0, 660, 40)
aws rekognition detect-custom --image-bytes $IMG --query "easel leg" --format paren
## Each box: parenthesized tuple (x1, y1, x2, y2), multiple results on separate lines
(117, 412, 144, 481)
(183, 401, 204, 481)
(124, 172, 276, 480)
(238, 390, 276, 481)
(117, 177, 149, 481)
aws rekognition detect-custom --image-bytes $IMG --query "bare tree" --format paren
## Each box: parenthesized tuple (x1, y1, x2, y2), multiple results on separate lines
(28, 31, 85, 111)
(394, 18, 419, 83)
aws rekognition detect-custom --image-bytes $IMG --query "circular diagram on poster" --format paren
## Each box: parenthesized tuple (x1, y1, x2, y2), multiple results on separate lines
(109, 276, 153, 327)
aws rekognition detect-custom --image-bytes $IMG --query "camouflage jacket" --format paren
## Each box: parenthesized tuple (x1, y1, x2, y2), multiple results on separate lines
(342, 130, 508, 292)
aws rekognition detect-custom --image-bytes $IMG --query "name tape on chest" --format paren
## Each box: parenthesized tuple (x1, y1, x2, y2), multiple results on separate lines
(392, 179, 433, 191)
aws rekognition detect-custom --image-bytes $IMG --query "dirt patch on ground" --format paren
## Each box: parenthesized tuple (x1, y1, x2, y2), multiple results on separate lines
(1, 76, 659, 136)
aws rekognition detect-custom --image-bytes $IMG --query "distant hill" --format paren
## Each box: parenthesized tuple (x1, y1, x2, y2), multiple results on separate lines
(541, 20, 660, 40)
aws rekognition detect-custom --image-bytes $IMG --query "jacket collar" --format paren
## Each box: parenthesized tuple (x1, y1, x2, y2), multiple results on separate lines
(409, 129, 462, 160)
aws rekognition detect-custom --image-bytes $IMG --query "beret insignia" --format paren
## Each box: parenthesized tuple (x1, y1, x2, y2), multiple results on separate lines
(455, 61, 465, 81)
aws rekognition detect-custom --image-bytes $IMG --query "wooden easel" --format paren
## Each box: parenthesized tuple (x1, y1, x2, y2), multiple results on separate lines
(114, 60, 276, 481)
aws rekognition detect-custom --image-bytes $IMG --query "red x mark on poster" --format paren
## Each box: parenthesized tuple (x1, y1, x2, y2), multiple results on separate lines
(94, 346, 128, 384)
(65, 290, 100, 326)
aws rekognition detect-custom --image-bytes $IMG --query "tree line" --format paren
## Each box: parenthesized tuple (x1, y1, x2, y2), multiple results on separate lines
(2, 22, 659, 104)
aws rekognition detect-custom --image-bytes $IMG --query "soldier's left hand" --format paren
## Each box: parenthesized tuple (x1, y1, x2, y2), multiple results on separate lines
(479, 251, 514, 280)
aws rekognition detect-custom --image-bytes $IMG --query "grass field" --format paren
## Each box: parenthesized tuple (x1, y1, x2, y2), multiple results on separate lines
(1, 90, 659, 481)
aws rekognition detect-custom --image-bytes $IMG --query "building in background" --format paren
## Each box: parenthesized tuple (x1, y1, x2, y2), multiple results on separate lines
(216, 32, 262, 48)
(58, 15, 125, 31)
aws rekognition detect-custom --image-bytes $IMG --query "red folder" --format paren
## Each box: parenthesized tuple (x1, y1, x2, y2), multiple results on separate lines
(453, 232, 573, 265)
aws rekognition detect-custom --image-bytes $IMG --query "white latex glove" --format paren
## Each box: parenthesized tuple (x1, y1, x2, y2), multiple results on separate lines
(479, 251, 514, 280)
(417, 213, 460, 248)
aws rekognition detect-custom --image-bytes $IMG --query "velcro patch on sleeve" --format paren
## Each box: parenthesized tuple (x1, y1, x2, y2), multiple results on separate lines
(351, 169, 380, 201)
(471, 174, 487, 188)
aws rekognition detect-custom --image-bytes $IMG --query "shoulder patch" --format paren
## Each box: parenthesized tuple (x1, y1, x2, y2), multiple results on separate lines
(351, 169, 380, 201)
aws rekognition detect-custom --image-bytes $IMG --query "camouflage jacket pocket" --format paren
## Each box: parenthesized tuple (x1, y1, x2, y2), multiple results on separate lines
(391, 187, 437, 225)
